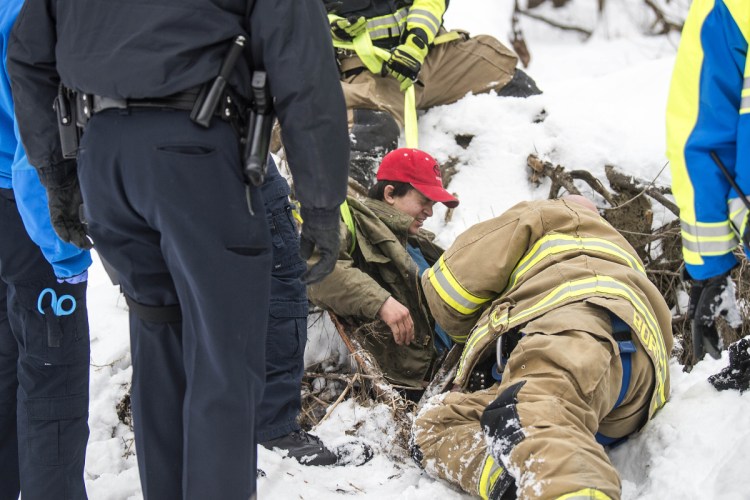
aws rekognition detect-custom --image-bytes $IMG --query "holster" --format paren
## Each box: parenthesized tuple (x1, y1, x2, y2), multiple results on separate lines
(53, 84, 81, 159)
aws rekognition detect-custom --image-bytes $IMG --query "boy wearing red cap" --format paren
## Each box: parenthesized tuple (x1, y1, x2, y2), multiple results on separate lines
(307, 148, 457, 390)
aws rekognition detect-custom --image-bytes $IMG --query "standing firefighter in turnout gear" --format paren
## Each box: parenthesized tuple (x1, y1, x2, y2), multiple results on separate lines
(326, 0, 542, 188)
(7, 0, 349, 498)
(1, 2, 92, 497)
(411, 197, 673, 500)
(666, 0, 750, 368)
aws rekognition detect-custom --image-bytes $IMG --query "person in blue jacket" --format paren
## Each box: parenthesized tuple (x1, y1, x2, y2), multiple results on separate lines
(666, 0, 749, 362)
(1, 1, 92, 498)
(256, 159, 338, 465)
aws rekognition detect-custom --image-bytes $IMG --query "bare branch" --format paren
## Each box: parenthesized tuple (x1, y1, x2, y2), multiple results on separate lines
(516, 8, 593, 38)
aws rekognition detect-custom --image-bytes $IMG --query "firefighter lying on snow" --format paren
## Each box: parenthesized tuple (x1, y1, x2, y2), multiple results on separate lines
(411, 196, 674, 500)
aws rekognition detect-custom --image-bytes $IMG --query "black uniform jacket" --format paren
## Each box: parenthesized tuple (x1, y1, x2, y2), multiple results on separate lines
(7, 0, 348, 212)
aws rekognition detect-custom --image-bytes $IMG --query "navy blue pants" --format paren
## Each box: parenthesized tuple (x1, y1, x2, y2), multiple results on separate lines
(0, 188, 89, 500)
(77, 109, 271, 500)
(256, 161, 308, 442)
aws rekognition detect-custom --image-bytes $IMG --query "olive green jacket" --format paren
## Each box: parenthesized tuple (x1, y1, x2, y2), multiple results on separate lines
(307, 197, 444, 388)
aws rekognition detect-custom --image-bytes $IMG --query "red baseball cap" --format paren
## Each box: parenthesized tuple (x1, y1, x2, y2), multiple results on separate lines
(376, 148, 459, 208)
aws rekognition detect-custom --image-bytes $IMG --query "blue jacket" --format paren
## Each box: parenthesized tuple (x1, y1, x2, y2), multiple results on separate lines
(666, 0, 750, 279)
(1, 0, 91, 278)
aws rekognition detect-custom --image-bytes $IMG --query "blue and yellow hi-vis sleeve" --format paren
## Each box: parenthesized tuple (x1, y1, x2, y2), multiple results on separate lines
(666, 0, 750, 279)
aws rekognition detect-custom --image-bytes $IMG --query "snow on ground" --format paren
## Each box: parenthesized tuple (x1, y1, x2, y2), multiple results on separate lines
(83, 1, 750, 498)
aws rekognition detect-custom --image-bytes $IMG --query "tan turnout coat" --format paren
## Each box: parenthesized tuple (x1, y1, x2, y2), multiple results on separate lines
(413, 199, 673, 499)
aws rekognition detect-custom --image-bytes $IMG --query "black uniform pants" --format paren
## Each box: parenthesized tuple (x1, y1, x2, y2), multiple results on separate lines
(0, 188, 89, 500)
(77, 109, 271, 500)
(256, 161, 308, 442)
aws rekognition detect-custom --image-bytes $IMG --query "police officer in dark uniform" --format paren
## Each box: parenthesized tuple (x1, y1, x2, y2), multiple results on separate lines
(256, 159, 337, 465)
(8, 1, 349, 498)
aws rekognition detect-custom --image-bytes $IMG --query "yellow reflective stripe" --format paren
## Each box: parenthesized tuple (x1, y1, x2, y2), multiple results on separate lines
(340, 201, 356, 254)
(680, 220, 739, 255)
(557, 489, 612, 500)
(742, 95, 750, 114)
(456, 321, 492, 380)
(506, 234, 645, 292)
(426, 255, 490, 315)
(681, 220, 735, 237)
(366, 8, 408, 40)
(729, 197, 749, 236)
(456, 276, 669, 410)
(478, 455, 504, 500)
(407, 9, 441, 38)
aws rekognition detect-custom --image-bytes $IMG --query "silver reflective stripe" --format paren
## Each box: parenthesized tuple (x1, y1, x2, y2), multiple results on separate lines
(507, 236, 644, 292)
(430, 261, 485, 313)
(742, 95, 750, 112)
(367, 7, 409, 39)
(680, 220, 738, 254)
(744, 76, 750, 89)
(729, 197, 749, 234)
(681, 236, 738, 254)
(407, 9, 441, 36)
(680, 220, 733, 237)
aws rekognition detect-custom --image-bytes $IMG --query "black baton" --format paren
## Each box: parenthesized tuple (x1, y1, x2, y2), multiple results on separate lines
(191, 35, 246, 128)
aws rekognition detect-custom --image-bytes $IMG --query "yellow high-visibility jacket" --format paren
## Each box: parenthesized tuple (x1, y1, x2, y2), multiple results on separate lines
(666, 0, 750, 279)
(328, 0, 446, 49)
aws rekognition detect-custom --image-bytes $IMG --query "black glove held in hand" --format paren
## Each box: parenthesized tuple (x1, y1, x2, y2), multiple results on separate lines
(708, 337, 750, 393)
(299, 206, 341, 284)
(37, 160, 93, 250)
(687, 271, 736, 360)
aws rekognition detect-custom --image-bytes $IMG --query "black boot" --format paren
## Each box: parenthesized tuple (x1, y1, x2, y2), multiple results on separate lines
(708, 337, 750, 393)
(348, 109, 400, 189)
(260, 430, 339, 466)
(497, 69, 542, 98)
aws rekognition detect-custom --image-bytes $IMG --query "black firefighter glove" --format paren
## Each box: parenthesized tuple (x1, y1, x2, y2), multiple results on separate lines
(37, 160, 93, 250)
(299, 206, 341, 284)
(686, 271, 737, 361)
(708, 337, 750, 393)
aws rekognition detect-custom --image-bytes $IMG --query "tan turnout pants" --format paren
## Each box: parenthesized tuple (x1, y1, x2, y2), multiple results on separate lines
(340, 33, 519, 126)
(412, 303, 655, 499)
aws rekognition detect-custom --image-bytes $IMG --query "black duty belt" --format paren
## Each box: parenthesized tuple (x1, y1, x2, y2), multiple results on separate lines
(77, 86, 241, 123)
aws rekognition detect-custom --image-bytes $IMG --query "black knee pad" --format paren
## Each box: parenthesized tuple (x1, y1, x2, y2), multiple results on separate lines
(408, 434, 425, 468)
(480, 380, 526, 457)
(497, 69, 542, 98)
(349, 109, 400, 189)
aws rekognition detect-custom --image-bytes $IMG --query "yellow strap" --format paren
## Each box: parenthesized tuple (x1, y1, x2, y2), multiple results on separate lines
(330, 17, 389, 75)
(433, 30, 461, 45)
(340, 200, 357, 254)
(331, 22, 419, 148)
(291, 200, 303, 225)
(404, 85, 418, 148)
